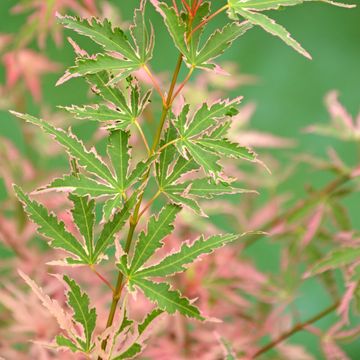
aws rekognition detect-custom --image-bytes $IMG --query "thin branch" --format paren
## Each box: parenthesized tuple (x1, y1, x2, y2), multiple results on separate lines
(157, 138, 180, 154)
(188, 4, 230, 40)
(252, 301, 340, 358)
(143, 65, 166, 105)
(138, 190, 161, 220)
(172, 0, 179, 15)
(90, 266, 115, 293)
(134, 120, 150, 154)
(181, 0, 192, 14)
(171, 66, 195, 104)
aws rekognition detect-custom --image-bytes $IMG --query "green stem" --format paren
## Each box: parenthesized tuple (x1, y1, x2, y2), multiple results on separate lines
(101, 53, 185, 345)
(252, 300, 339, 358)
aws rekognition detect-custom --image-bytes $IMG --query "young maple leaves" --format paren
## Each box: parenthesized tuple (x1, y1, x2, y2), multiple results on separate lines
(10, 0, 356, 358)
(57, 0, 154, 84)
(226, 0, 355, 59)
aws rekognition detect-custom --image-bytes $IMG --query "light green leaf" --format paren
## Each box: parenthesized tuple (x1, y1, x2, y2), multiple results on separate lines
(197, 138, 257, 161)
(195, 22, 252, 68)
(56, 335, 80, 352)
(48, 174, 118, 198)
(167, 178, 254, 199)
(138, 308, 164, 334)
(166, 192, 203, 216)
(154, 2, 190, 60)
(10, 111, 117, 187)
(130, 0, 155, 63)
(14, 185, 88, 262)
(61, 104, 131, 123)
(69, 194, 95, 258)
(60, 54, 139, 85)
(63, 275, 97, 352)
(228, 0, 354, 12)
(163, 156, 199, 186)
(131, 278, 204, 320)
(107, 130, 131, 190)
(183, 140, 222, 177)
(93, 199, 133, 262)
(135, 234, 238, 278)
(187, 2, 211, 61)
(57, 15, 138, 61)
(86, 72, 132, 113)
(103, 194, 122, 221)
(157, 126, 178, 186)
(129, 204, 181, 273)
(227, 4, 311, 58)
(307, 247, 360, 276)
(183, 98, 242, 138)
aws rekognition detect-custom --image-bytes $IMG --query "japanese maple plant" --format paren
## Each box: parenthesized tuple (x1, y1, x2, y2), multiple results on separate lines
(8, 0, 357, 359)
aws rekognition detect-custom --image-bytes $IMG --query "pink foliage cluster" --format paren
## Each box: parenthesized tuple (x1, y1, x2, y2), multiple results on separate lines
(0, 1, 360, 359)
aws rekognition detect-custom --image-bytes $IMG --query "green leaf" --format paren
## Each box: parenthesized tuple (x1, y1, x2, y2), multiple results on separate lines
(156, 126, 178, 187)
(61, 104, 131, 123)
(183, 140, 222, 177)
(307, 247, 360, 276)
(182, 98, 242, 138)
(228, 0, 354, 12)
(69, 194, 95, 258)
(197, 138, 257, 161)
(86, 72, 132, 114)
(166, 178, 254, 199)
(48, 174, 118, 198)
(14, 185, 88, 262)
(107, 129, 152, 191)
(130, 0, 155, 63)
(195, 22, 252, 69)
(107, 130, 131, 190)
(113, 344, 142, 360)
(56, 335, 79, 352)
(10, 111, 117, 187)
(187, 2, 211, 61)
(93, 198, 133, 262)
(138, 308, 164, 334)
(135, 234, 238, 278)
(60, 54, 139, 85)
(57, 15, 139, 60)
(227, 2, 311, 58)
(166, 192, 203, 216)
(129, 204, 181, 273)
(63, 275, 97, 352)
(154, 2, 190, 60)
(131, 278, 204, 320)
(57, 2, 154, 83)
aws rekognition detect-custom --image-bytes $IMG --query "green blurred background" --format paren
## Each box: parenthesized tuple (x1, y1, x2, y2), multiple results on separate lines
(0, 0, 359, 358)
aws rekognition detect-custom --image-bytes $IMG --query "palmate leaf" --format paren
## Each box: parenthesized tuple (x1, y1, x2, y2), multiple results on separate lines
(14, 185, 88, 262)
(135, 234, 238, 278)
(92, 195, 134, 262)
(227, 0, 354, 58)
(194, 22, 253, 71)
(10, 111, 117, 188)
(63, 275, 97, 352)
(129, 204, 181, 273)
(165, 178, 255, 199)
(131, 278, 204, 320)
(171, 98, 256, 178)
(64, 73, 152, 131)
(48, 174, 118, 198)
(152, 1, 252, 72)
(57, 0, 154, 84)
(69, 194, 95, 259)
